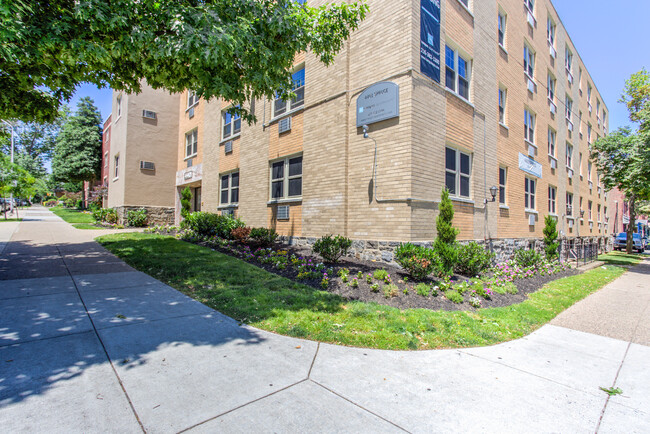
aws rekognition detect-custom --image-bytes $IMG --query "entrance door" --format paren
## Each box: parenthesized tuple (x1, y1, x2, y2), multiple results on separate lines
(194, 187, 201, 212)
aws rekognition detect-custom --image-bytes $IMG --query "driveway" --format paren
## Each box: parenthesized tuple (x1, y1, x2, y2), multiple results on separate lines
(1, 207, 648, 433)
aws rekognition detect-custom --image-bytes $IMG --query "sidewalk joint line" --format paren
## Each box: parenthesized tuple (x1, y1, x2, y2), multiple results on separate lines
(309, 379, 410, 433)
(0, 329, 96, 349)
(308, 342, 320, 378)
(177, 379, 309, 433)
(594, 340, 633, 433)
(56, 243, 147, 434)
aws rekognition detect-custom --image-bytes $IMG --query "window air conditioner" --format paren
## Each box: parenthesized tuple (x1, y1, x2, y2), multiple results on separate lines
(142, 110, 157, 120)
(278, 117, 292, 134)
(528, 214, 536, 226)
(224, 140, 233, 154)
(277, 205, 290, 220)
(140, 161, 155, 170)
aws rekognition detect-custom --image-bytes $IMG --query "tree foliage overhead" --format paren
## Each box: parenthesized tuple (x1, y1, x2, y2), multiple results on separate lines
(51, 97, 102, 183)
(1, 0, 368, 122)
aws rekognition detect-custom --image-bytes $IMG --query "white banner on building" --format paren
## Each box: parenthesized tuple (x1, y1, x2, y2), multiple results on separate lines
(518, 153, 542, 179)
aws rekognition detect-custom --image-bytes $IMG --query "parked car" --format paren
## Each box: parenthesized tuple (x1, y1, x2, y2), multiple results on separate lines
(613, 232, 645, 253)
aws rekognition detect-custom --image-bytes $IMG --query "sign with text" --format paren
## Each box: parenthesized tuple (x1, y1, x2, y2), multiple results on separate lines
(519, 153, 543, 179)
(356, 82, 399, 127)
(420, 0, 441, 83)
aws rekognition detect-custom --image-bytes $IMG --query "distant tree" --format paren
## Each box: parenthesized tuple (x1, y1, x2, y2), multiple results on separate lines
(51, 98, 102, 184)
(434, 188, 459, 277)
(0, 153, 35, 219)
(591, 70, 650, 253)
(1, 0, 368, 122)
(0, 116, 62, 177)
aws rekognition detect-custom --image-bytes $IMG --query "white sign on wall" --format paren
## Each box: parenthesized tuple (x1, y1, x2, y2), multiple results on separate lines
(518, 153, 542, 178)
(356, 82, 399, 127)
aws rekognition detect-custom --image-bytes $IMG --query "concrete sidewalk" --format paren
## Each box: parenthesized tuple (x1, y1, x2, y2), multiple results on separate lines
(1, 207, 648, 433)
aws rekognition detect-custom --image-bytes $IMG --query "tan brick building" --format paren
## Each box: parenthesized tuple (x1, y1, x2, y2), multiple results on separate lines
(168, 0, 610, 260)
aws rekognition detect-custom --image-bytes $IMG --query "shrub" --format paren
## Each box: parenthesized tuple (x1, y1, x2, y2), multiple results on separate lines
(454, 242, 495, 277)
(231, 226, 251, 243)
(88, 201, 101, 212)
(64, 198, 76, 208)
(43, 199, 58, 207)
(249, 227, 277, 247)
(394, 243, 438, 280)
(75, 199, 84, 210)
(183, 212, 245, 239)
(383, 283, 398, 298)
(126, 208, 148, 227)
(313, 234, 352, 263)
(434, 188, 459, 276)
(543, 215, 560, 260)
(444, 289, 463, 304)
(370, 283, 380, 293)
(180, 187, 192, 219)
(104, 208, 118, 224)
(513, 248, 542, 268)
(415, 282, 431, 297)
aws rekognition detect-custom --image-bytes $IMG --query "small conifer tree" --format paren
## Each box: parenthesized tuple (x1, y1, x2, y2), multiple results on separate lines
(434, 188, 459, 276)
(180, 187, 192, 219)
(543, 215, 560, 260)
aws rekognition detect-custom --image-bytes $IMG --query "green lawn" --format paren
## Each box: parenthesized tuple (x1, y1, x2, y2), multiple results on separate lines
(51, 206, 96, 224)
(598, 251, 646, 266)
(97, 233, 636, 350)
(0, 218, 22, 222)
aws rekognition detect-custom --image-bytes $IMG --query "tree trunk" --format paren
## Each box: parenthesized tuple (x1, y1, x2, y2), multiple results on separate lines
(627, 194, 636, 254)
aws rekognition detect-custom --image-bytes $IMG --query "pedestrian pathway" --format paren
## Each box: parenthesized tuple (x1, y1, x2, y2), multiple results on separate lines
(0, 207, 648, 433)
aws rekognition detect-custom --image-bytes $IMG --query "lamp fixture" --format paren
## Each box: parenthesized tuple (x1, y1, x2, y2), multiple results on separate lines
(362, 124, 369, 139)
(484, 185, 498, 204)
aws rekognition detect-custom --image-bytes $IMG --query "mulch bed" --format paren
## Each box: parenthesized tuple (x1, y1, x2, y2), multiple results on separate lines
(201, 241, 581, 312)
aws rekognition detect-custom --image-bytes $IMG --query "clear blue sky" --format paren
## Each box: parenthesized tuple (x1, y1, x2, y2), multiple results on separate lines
(68, 0, 649, 132)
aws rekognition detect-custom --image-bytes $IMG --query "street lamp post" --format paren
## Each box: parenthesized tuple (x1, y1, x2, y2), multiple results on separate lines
(1, 120, 16, 214)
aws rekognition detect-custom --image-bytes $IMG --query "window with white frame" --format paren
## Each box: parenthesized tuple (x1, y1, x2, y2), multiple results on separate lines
(525, 177, 536, 210)
(547, 16, 556, 47)
(524, 43, 535, 79)
(579, 152, 583, 176)
(104, 152, 108, 168)
(220, 171, 239, 205)
(579, 196, 584, 216)
(222, 108, 241, 140)
(498, 87, 507, 124)
(499, 166, 507, 204)
(548, 128, 556, 157)
(565, 95, 573, 122)
(445, 45, 470, 100)
(498, 12, 506, 47)
(566, 192, 573, 216)
(587, 123, 592, 143)
(597, 204, 601, 222)
(566, 142, 573, 168)
(588, 161, 592, 182)
(565, 46, 573, 73)
(603, 110, 607, 129)
(117, 96, 122, 118)
(578, 111, 583, 135)
(587, 84, 592, 105)
(459, 0, 469, 7)
(187, 91, 198, 109)
(547, 73, 556, 101)
(597, 99, 601, 123)
(524, 109, 535, 144)
(525, 0, 534, 13)
(588, 200, 593, 220)
(548, 186, 556, 214)
(578, 67, 583, 90)
(114, 154, 119, 179)
(185, 129, 198, 158)
(445, 147, 471, 198)
(274, 67, 305, 117)
(270, 155, 302, 200)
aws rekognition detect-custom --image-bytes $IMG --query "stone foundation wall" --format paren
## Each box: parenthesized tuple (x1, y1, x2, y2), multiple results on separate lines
(115, 206, 175, 226)
(280, 235, 613, 266)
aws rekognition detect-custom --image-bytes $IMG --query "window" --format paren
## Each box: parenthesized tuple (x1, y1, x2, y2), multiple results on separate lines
(222, 108, 241, 140)
(565, 46, 573, 73)
(525, 0, 534, 13)
(579, 196, 584, 216)
(185, 129, 198, 158)
(548, 186, 557, 214)
(566, 143, 573, 168)
(598, 204, 601, 222)
(524, 43, 535, 78)
(579, 152, 583, 176)
(445, 147, 471, 198)
(274, 67, 305, 117)
(499, 167, 507, 204)
(547, 73, 556, 101)
(587, 85, 592, 104)
(459, 0, 469, 7)
(270, 155, 302, 200)
(220, 171, 239, 205)
(114, 155, 119, 179)
(587, 123, 592, 143)
(566, 192, 573, 216)
(588, 200, 593, 220)
(547, 16, 556, 47)
(597, 99, 602, 124)
(525, 177, 536, 210)
(603, 110, 607, 130)
(187, 91, 198, 109)
(588, 161, 592, 182)
(565, 95, 573, 122)
(548, 128, 556, 157)
(104, 152, 108, 168)
(498, 87, 507, 124)
(578, 111, 583, 135)
(524, 109, 535, 144)
(578, 68, 583, 90)
(498, 12, 506, 47)
(117, 96, 122, 118)
(445, 45, 470, 100)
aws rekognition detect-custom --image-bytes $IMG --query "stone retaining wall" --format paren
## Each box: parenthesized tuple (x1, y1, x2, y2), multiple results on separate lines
(115, 206, 175, 226)
(280, 235, 612, 266)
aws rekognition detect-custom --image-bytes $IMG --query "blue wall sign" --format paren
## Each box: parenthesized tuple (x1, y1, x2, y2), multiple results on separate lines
(518, 153, 543, 179)
(420, 0, 441, 83)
